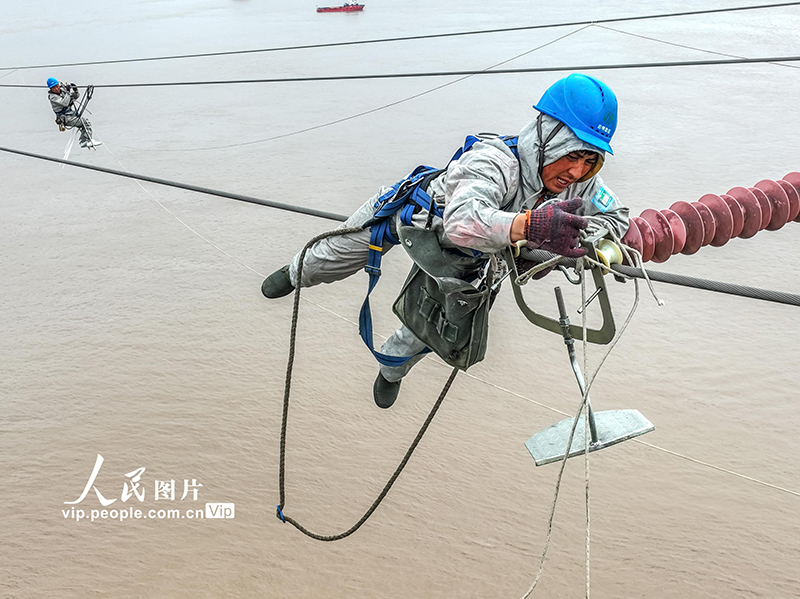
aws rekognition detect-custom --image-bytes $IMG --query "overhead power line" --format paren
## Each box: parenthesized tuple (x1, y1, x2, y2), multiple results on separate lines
(522, 249, 800, 307)
(0, 146, 349, 222)
(2, 55, 800, 89)
(3, 144, 799, 309)
(2, 1, 799, 72)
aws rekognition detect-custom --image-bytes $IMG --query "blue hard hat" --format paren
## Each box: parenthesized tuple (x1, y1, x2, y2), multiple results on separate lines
(534, 74, 618, 154)
(46, 77, 59, 88)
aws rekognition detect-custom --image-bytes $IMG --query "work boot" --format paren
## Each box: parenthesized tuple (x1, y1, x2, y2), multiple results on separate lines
(261, 265, 294, 299)
(89, 139, 103, 148)
(373, 372, 401, 409)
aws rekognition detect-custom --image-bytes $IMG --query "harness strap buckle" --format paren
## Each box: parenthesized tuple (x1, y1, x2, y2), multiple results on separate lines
(417, 292, 438, 321)
(435, 314, 459, 343)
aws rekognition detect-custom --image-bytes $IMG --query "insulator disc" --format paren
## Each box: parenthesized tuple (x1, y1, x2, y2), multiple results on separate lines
(754, 180, 790, 231)
(776, 179, 800, 222)
(660, 208, 687, 254)
(726, 187, 762, 238)
(782, 172, 800, 222)
(631, 216, 655, 262)
(748, 187, 772, 230)
(669, 201, 704, 255)
(621, 218, 643, 264)
(719, 194, 745, 238)
(691, 201, 717, 246)
(698, 194, 733, 247)
(640, 208, 674, 263)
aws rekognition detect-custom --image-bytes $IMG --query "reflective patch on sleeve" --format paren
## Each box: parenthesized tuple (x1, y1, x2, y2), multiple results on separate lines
(590, 186, 617, 213)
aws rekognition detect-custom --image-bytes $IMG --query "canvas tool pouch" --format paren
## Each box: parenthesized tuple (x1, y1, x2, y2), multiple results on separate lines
(392, 225, 493, 370)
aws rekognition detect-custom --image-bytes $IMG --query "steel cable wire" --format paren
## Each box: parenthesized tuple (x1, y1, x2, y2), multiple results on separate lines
(2, 1, 799, 71)
(4, 55, 800, 89)
(519, 248, 800, 307)
(3, 144, 799, 306)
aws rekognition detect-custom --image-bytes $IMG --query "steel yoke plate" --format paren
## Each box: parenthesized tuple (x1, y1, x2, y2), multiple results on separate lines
(525, 409, 655, 466)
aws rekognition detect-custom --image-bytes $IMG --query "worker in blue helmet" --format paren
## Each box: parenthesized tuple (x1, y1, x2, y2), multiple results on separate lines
(261, 73, 629, 409)
(47, 77, 101, 148)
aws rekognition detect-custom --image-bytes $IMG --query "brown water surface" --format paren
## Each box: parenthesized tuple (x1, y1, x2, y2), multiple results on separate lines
(2, 2, 800, 597)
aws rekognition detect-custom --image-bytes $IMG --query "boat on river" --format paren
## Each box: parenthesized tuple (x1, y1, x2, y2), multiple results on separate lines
(317, 2, 364, 12)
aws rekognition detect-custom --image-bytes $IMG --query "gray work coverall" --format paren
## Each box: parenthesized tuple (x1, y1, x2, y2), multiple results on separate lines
(48, 84, 93, 146)
(288, 115, 630, 382)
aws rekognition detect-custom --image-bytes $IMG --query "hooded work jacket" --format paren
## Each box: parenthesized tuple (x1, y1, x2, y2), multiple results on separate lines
(424, 115, 629, 255)
(48, 84, 78, 116)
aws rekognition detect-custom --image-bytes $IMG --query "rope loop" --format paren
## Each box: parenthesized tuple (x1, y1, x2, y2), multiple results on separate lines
(277, 227, 459, 542)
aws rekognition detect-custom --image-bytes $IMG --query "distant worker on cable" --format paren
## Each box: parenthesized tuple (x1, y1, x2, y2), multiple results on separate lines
(46, 77, 101, 149)
(261, 73, 629, 409)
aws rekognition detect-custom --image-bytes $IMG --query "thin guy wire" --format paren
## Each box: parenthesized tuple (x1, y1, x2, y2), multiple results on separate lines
(104, 26, 591, 153)
(102, 143, 264, 277)
(582, 268, 591, 599)
(458, 368, 800, 499)
(2, 144, 797, 500)
(596, 24, 800, 70)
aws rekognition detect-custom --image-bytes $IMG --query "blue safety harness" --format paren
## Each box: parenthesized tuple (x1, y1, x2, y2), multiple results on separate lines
(359, 134, 519, 366)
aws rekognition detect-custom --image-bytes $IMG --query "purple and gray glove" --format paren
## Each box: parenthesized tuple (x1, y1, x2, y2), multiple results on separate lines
(524, 197, 589, 258)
